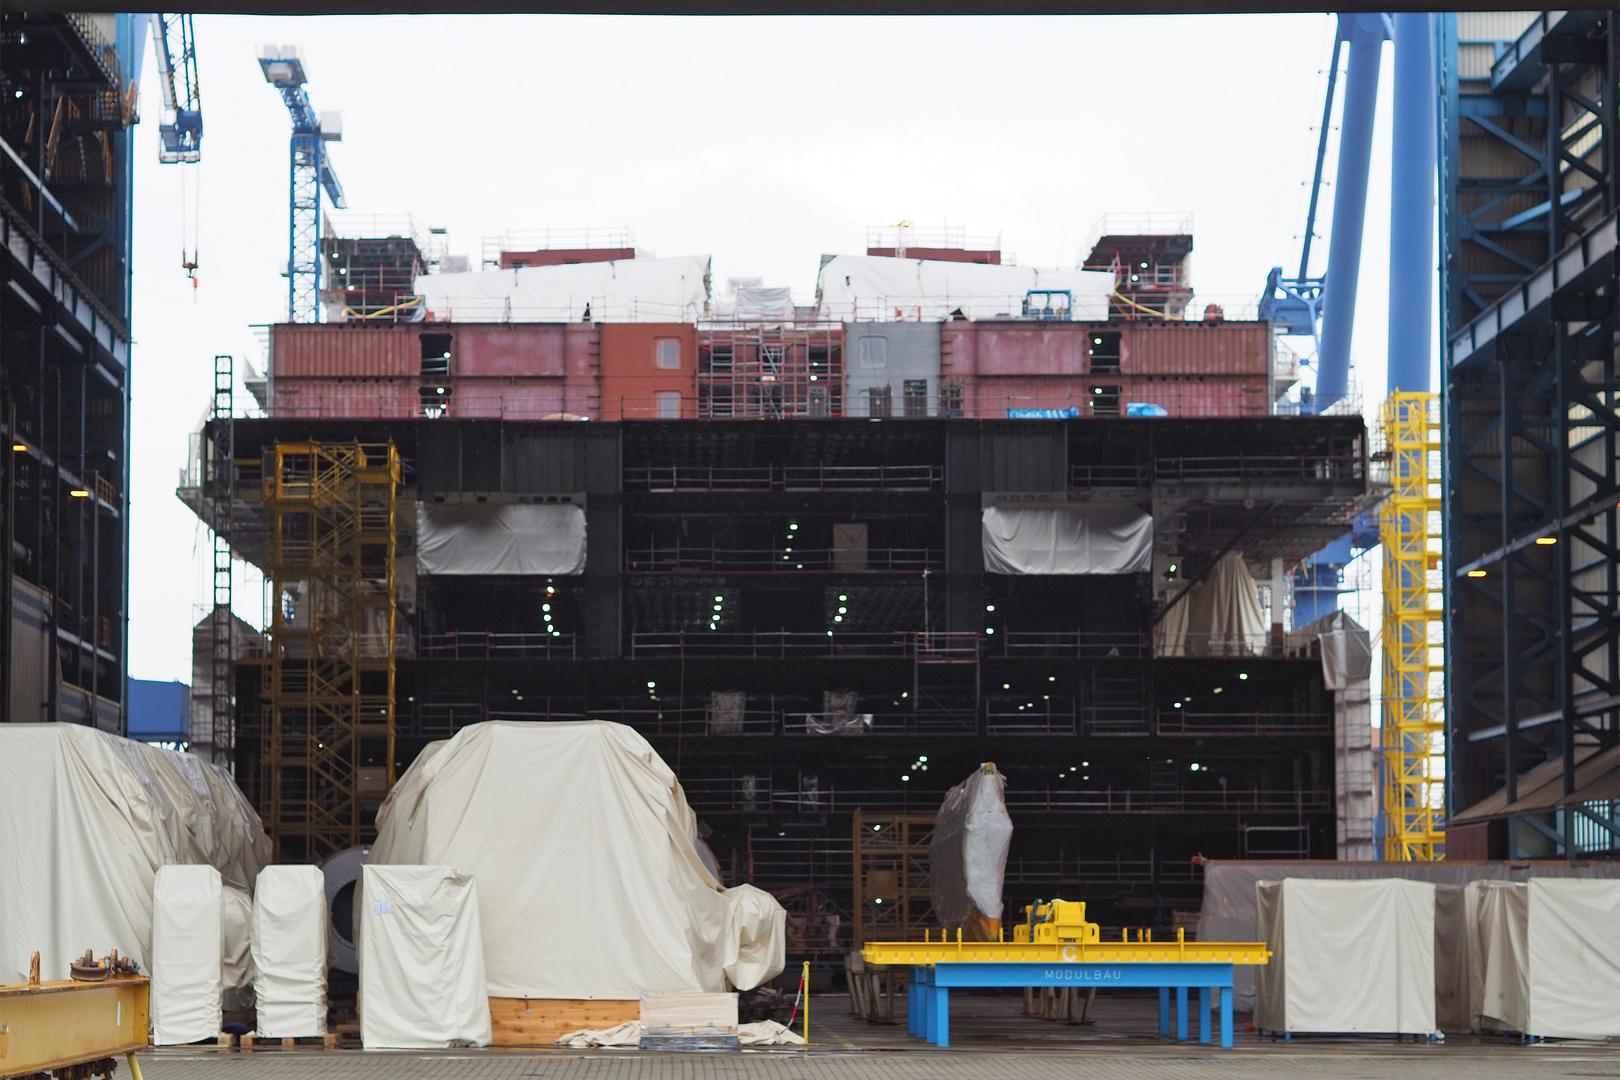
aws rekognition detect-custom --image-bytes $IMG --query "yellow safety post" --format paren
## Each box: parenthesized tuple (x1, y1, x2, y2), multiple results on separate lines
(801, 961, 810, 1045)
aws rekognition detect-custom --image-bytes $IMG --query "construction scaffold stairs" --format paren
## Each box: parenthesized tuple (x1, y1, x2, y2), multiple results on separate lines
(261, 441, 400, 862)
(1379, 392, 1444, 860)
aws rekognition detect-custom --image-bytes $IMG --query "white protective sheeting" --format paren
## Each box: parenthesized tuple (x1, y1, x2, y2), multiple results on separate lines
(1200, 858, 1620, 1014)
(1466, 878, 1620, 1038)
(816, 255, 1115, 322)
(415, 256, 711, 323)
(358, 864, 492, 1049)
(0, 724, 271, 984)
(981, 505, 1151, 575)
(252, 865, 330, 1038)
(1254, 878, 1436, 1035)
(416, 503, 586, 576)
(1157, 553, 1268, 656)
(372, 721, 787, 999)
(929, 764, 1014, 936)
(151, 865, 224, 1045)
(722, 884, 787, 991)
(733, 286, 795, 321)
(221, 886, 255, 1013)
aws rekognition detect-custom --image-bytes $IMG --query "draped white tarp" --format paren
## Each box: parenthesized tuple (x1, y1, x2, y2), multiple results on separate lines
(0, 724, 270, 984)
(1466, 878, 1620, 1038)
(1156, 553, 1268, 656)
(252, 865, 330, 1038)
(1254, 878, 1436, 1035)
(371, 721, 787, 1000)
(415, 256, 711, 323)
(929, 764, 1014, 937)
(358, 864, 492, 1049)
(981, 505, 1152, 575)
(416, 503, 586, 576)
(151, 865, 224, 1045)
(221, 885, 254, 1013)
(815, 255, 1115, 322)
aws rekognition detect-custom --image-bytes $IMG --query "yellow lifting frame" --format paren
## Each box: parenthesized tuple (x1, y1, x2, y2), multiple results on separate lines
(0, 974, 149, 1079)
(863, 933, 1270, 967)
(1379, 393, 1445, 860)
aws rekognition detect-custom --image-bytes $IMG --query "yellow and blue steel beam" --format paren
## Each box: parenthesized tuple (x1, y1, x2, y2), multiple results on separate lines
(0, 977, 149, 1079)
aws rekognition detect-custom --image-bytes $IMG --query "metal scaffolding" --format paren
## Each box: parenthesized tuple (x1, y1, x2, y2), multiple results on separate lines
(1379, 392, 1444, 859)
(209, 355, 235, 767)
(261, 441, 400, 862)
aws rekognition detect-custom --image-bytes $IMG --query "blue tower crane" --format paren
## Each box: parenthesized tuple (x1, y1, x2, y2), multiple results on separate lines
(258, 46, 346, 323)
(149, 15, 202, 163)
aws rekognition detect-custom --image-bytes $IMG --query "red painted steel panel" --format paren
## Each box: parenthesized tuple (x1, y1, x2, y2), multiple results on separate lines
(967, 374, 1270, 418)
(599, 323, 697, 421)
(271, 379, 419, 418)
(940, 324, 977, 376)
(1123, 322, 1271, 376)
(449, 378, 568, 420)
(272, 324, 413, 378)
(454, 324, 571, 377)
(970, 326, 1092, 376)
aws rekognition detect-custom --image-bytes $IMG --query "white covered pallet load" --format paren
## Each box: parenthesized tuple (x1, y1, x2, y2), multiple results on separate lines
(1466, 878, 1620, 1039)
(1255, 878, 1435, 1035)
(0, 723, 271, 984)
(929, 763, 1014, 939)
(358, 865, 492, 1048)
(371, 720, 787, 999)
(252, 865, 330, 1038)
(151, 865, 224, 1045)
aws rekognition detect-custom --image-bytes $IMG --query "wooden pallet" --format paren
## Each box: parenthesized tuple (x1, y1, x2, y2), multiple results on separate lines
(488, 997, 639, 1047)
(240, 1033, 342, 1050)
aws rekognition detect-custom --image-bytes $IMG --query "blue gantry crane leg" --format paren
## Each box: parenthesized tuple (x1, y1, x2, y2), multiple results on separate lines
(258, 46, 346, 323)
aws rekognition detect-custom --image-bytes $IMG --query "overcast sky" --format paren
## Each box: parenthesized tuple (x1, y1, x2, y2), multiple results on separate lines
(127, 13, 1412, 683)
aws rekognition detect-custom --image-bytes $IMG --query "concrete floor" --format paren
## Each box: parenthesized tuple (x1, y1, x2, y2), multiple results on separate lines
(131, 994, 1620, 1080)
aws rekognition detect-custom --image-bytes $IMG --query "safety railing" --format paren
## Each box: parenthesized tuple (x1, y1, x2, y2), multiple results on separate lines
(628, 631, 975, 660)
(418, 631, 579, 660)
(989, 631, 1149, 659)
(1002, 854, 1201, 887)
(623, 463, 942, 492)
(679, 781, 1331, 815)
(1155, 711, 1332, 736)
(625, 547, 941, 573)
(1154, 453, 1365, 482)
(1069, 463, 1150, 488)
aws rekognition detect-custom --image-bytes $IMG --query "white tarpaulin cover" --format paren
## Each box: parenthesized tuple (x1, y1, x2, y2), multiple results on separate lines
(151, 864, 224, 1045)
(1254, 878, 1435, 1035)
(733, 286, 795, 321)
(252, 865, 330, 1038)
(1466, 878, 1620, 1038)
(415, 256, 710, 323)
(981, 505, 1151, 575)
(1157, 553, 1268, 656)
(0, 724, 271, 984)
(815, 255, 1115, 322)
(416, 503, 586, 576)
(373, 721, 787, 999)
(1200, 859, 1620, 1014)
(358, 864, 492, 1049)
(222, 885, 254, 1013)
(930, 764, 1013, 937)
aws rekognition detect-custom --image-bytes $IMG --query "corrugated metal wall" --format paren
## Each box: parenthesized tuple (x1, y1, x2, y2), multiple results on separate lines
(1126, 324, 1270, 375)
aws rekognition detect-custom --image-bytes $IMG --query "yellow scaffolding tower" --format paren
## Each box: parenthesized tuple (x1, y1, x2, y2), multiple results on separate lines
(1379, 393, 1445, 860)
(261, 441, 400, 863)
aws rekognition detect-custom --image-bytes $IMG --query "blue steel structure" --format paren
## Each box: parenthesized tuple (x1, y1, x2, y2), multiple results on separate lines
(908, 962, 1236, 1048)
(257, 46, 346, 323)
(1439, 11, 1620, 859)
(149, 15, 201, 164)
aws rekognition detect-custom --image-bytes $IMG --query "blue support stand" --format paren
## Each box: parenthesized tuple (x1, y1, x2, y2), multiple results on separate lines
(1199, 987, 1212, 1045)
(1176, 986, 1189, 1041)
(1159, 986, 1170, 1037)
(1221, 987, 1233, 1048)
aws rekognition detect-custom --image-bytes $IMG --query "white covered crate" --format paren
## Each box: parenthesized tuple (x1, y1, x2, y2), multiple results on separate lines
(358, 864, 491, 1049)
(1468, 878, 1620, 1039)
(150, 864, 224, 1045)
(252, 865, 329, 1038)
(1254, 877, 1435, 1035)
